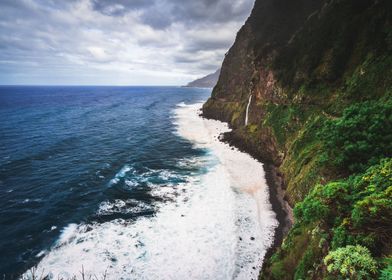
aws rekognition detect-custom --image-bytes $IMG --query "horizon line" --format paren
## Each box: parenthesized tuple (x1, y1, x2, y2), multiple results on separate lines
(0, 84, 187, 87)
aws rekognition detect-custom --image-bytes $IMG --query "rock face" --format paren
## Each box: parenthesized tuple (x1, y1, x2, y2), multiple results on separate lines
(184, 69, 220, 88)
(203, 0, 392, 279)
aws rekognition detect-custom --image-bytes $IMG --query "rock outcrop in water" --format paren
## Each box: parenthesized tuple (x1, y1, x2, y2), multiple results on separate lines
(184, 69, 220, 88)
(203, 0, 392, 278)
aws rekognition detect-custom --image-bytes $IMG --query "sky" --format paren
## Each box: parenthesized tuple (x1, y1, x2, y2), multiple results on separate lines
(0, 0, 254, 85)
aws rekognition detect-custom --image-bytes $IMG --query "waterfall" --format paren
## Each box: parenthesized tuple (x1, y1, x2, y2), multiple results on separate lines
(245, 95, 252, 126)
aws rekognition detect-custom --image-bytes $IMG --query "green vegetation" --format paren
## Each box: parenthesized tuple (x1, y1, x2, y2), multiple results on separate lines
(259, 5, 392, 274)
(321, 99, 392, 173)
(324, 245, 378, 280)
(379, 259, 392, 280)
(262, 137, 392, 279)
(294, 158, 392, 238)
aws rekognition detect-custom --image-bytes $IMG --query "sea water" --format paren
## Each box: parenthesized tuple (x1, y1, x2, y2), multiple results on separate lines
(0, 86, 277, 279)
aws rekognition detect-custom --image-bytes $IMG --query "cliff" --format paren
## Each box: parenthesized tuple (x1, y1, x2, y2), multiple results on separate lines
(184, 69, 220, 88)
(203, 0, 392, 279)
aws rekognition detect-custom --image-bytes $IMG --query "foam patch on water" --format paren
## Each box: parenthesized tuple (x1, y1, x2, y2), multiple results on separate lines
(109, 165, 186, 190)
(97, 199, 155, 216)
(109, 165, 133, 186)
(21, 102, 277, 280)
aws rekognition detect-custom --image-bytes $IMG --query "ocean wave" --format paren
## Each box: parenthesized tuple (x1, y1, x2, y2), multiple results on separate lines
(108, 165, 133, 186)
(21, 102, 277, 280)
(97, 199, 155, 216)
(109, 164, 187, 189)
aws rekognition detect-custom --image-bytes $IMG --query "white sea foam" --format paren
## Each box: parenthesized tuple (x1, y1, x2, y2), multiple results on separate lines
(35, 250, 46, 258)
(109, 165, 133, 186)
(22, 102, 277, 280)
(97, 199, 155, 216)
(110, 166, 183, 190)
(174, 103, 278, 278)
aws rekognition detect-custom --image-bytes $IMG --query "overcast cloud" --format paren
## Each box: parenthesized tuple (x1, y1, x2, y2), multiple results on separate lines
(0, 0, 254, 85)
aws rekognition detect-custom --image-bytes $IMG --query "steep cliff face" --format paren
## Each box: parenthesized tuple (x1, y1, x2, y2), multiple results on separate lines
(203, 0, 392, 279)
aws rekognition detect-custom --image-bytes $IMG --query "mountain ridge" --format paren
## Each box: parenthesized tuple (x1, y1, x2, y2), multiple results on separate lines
(184, 69, 220, 88)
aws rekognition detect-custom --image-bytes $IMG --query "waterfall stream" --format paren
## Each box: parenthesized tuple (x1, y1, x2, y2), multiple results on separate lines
(245, 95, 252, 126)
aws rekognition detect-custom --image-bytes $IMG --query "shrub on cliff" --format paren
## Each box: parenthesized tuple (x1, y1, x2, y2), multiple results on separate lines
(289, 158, 392, 279)
(350, 159, 392, 244)
(294, 195, 329, 224)
(379, 259, 392, 280)
(293, 181, 351, 225)
(295, 158, 392, 245)
(324, 245, 378, 280)
(321, 99, 392, 173)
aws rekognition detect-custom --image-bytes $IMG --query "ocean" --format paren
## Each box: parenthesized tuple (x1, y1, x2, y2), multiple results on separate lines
(0, 86, 277, 280)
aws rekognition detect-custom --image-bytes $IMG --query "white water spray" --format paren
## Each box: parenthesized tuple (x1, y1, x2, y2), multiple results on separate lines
(245, 95, 252, 126)
(22, 102, 277, 280)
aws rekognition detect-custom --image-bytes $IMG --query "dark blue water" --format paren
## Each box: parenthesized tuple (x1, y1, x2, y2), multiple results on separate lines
(0, 86, 211, 277)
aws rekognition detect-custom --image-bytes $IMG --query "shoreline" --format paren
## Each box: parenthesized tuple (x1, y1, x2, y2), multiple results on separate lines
(199, 103, 295, 273)
(176, 103, 278, 279)
(200, 103, 294, 277)
(221, 131, 293, 267)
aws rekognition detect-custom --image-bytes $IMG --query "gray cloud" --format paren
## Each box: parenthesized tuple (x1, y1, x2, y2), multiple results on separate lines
(91, 0, 254, 29)
(171, 0, 253, 24)
(0, 0, 254, 85)
(91, 0, 155, 16)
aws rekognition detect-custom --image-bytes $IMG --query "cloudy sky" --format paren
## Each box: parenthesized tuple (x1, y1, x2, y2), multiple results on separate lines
(0, 0, 254, 85)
